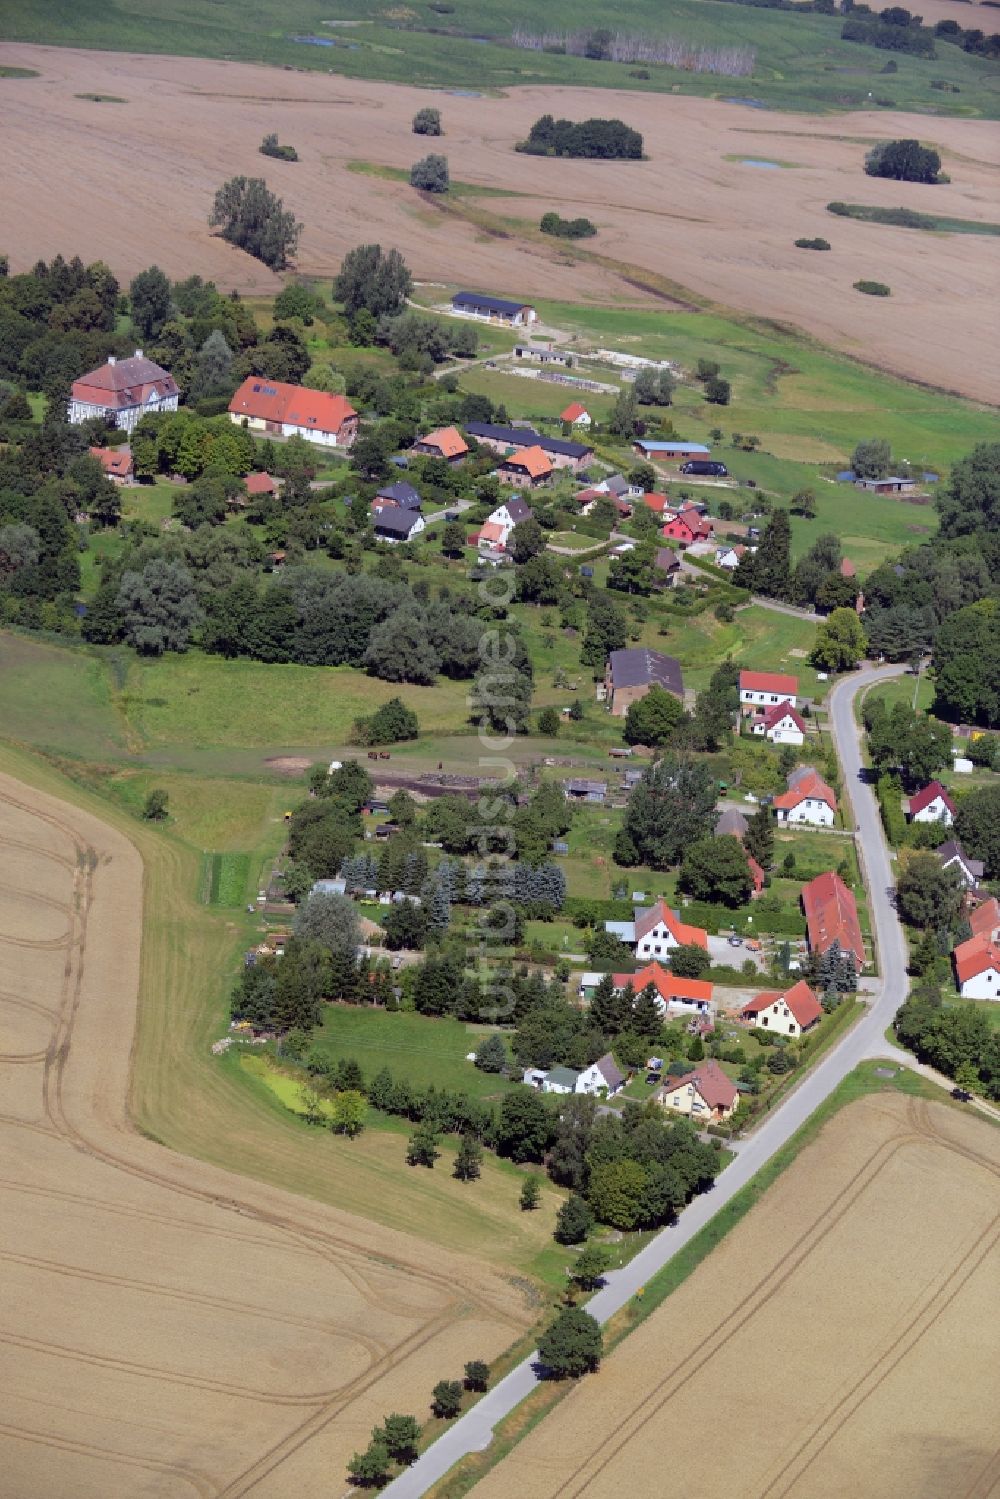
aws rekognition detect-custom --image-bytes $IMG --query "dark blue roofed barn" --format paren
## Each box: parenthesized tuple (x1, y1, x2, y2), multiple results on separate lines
(451, 291, 537, 326)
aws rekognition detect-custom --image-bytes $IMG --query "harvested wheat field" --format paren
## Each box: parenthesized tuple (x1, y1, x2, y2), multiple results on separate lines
(0, 769, 532, 1499)
(1, 45, 999, 400)
(472, 1091, 1000, 1499)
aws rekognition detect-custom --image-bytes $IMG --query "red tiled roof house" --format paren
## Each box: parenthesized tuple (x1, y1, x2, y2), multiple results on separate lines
(751, 700, 806, 747)
(89, 445, 135, 484)
(611, 962, 713, 1019)
(741, 979, 822, 1038)
(411, 426, 469, 463)
(773, 767, 837, 827)
(661, 506, 713, 547)
(497, 445, 553, 487)
(229, 378, 357, 449)
(953, 897, 1000, 999)
(801, 871, 865, 971)
(739, 670, 799, 711)
(656, 1059, 738, 1122)
(560, 402, 591, 427)
(70, 352, 179, 434)
(907, 781, 956, 826)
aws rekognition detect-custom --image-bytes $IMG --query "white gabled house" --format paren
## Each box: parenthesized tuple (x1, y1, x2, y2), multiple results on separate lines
(739, 669, 799, 712)
(576, 1053, 626, 1097)
(908, 781, 957, 825)
(751, 699, 806, 747)
(772, 767, 837, 827)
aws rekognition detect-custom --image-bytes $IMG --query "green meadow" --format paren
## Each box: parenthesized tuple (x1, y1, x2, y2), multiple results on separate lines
(5, 0, 998, 116)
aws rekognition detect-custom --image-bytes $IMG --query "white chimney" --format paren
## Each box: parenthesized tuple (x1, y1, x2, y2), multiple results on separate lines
(107, 356, 116, 366)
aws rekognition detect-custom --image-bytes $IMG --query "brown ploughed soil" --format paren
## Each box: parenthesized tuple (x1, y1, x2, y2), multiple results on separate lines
(0, 771, 530, 1498)
(472, 1091, 1000, 1499)
(0, 45, 998, 400)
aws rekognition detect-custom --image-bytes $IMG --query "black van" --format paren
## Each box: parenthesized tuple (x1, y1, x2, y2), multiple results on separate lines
(680, 459, 728, 477)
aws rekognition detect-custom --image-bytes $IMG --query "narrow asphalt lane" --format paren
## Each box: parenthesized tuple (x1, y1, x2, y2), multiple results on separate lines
(379, 662, 909, 1499)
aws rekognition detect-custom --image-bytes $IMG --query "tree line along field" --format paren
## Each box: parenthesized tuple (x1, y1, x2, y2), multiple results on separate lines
(467, 1086, 1000, 1499)
(3, 0, 998, 115)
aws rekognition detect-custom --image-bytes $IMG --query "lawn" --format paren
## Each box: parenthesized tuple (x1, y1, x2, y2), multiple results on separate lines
(6, 0, 998, 116)
(203, 850, 253, 906)
(122, 652, 475, 749)
(309, 1006, 519, 1104)
(0, 631, 127, 758)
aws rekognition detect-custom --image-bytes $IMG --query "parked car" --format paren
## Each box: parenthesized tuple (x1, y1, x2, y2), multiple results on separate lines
(728, 935, 743, 948)
(951, 1087, 973, 1103)
(680, 460, 728, 477)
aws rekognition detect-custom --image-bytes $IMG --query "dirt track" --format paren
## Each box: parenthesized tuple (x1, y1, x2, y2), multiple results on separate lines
(0, 45, 998, 400)
(471, 1091, 1000, 1499)
(0, 772, 529, 1498)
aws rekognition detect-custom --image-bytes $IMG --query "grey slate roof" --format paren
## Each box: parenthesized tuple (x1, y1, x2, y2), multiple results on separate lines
(715, 807, 749, 839)
(546, 1066, 581, 1089)
(374, 507, 422, 536)
(453, 290, 532, 316)
(376, 481, 421, 509)
(594, 1052, 625, 1090)
(465, 422, 591, 460)
(655, 548, 681, 573)
(504, 496, 533, 523)
(608, 647, 684, 698)
(938, 839, 985, 880)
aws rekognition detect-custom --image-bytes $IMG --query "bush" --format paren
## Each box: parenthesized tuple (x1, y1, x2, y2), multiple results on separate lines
(864, 138, 942, 183)
(540, 211, 597, 239)
(412, 107, 442, 136)
(704, 376, 731, 406)
(410, 154, 449, 192)
(259, 133, 298, 162)
(854, 280, 891, 297)
(794, 236, 831, 250)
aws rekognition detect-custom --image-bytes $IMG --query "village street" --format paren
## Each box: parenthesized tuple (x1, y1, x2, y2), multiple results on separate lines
(379, 661, 921, 1499)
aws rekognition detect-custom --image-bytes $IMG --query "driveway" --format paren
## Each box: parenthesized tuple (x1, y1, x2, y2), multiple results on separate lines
(379, 662, 912, 1499)
(707, 934, 766, 972)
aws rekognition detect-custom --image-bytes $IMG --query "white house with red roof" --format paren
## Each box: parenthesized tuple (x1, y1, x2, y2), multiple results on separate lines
(656, 1059, 738, 1122)
(70, 352, 179, 434)
(740, 979, 822, 1038)
(608, 962, 713, 1019)
(953, 897, 1000, 999)
(751, 700, 806, 747)
(228, 378, 357, 448)
(604, 900, 708, 960)
(773, 767, 837, 827)
(739, 670, 799, 711)
(560, 402, 591, 427)
(907, 781, 956, 825)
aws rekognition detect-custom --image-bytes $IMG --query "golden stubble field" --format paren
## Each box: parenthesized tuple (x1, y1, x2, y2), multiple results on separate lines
(472, 1091, 1000, 1499)
(0, 771, 532, 1499)
(1, 44, 999, 400)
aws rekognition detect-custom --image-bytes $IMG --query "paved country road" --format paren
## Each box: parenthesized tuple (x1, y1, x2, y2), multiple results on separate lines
(380, 662, 913, 1499)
